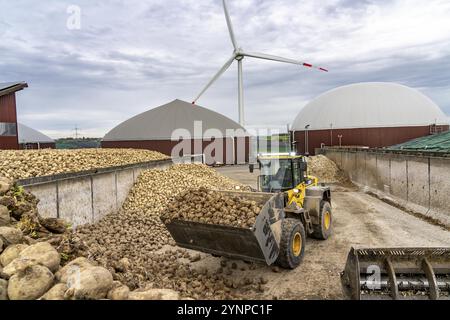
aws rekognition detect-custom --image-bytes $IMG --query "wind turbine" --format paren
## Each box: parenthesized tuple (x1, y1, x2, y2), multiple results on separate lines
(192, 0, 328, 126)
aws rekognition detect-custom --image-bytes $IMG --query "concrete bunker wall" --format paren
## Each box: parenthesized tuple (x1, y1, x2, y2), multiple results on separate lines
(18, 159, 174, 227)
(322, 148, 450, 226)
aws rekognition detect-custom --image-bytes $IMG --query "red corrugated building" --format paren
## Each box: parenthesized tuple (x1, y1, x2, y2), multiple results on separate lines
(0, 82, 28, 150)
(291, 83, 449, 155)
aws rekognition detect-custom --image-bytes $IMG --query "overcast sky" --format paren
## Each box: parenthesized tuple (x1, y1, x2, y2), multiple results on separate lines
(1, 0, 450, 138)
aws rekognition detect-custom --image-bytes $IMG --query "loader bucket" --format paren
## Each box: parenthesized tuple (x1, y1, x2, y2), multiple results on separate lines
(341, 247, 450, 300)
(163, 191, 284, 265)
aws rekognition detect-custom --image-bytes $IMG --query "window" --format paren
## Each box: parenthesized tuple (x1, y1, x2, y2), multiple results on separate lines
(292, 160, 300, 186)
(259, 159, 294, 192)
(0, 122, 17, 136)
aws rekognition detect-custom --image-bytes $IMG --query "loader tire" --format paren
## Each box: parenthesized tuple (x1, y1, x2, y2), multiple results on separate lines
(276, 218, 306, 269)
(312, 201, 332, 240)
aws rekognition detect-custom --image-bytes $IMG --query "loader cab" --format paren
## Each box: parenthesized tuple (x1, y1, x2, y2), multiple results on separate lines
(257, 156, 308, 193)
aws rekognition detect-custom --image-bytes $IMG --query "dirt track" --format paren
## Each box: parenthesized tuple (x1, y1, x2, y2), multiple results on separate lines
(198, 165, 450, 300)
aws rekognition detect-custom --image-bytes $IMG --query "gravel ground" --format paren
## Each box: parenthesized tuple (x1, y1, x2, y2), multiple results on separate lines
(214, 166, 450, 299)
(43, 162, 450, 300)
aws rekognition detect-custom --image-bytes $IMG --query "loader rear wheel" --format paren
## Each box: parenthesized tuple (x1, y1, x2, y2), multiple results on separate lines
(312, 201, 332, 240)
(276, 218, 306, 269)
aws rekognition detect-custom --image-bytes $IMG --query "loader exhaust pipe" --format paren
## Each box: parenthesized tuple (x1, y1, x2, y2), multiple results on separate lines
(341, 247, 450, 300)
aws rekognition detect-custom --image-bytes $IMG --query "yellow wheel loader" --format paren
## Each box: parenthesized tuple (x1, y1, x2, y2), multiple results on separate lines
(163, 155, 332, 269)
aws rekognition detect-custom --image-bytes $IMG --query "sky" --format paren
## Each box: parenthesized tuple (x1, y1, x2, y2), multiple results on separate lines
(1, 0, 450, 138)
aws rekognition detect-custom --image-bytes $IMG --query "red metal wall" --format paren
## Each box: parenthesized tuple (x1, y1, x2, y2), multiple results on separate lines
(293, 125, 450, 155)
(0, 93, 17, 123)
(101, 137, 250, 164)
(0, 137, 20, 149)
(0, 93, 19, 150)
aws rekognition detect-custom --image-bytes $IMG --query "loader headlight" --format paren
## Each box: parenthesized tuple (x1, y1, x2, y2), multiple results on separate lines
(293, 189, 300, 194)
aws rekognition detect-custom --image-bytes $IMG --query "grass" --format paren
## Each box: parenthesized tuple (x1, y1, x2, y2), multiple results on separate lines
(56, 138, 101, 149)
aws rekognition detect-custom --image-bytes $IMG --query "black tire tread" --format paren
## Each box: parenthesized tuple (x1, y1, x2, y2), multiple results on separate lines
(276, 218, 306, 269)
(312, 201, 332, 240)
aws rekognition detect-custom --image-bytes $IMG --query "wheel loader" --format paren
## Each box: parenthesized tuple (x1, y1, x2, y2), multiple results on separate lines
(162, 155, 332, 269)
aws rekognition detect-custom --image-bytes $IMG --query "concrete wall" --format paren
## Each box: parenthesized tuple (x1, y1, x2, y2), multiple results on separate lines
(18, 159, 173, 227)
(430, 158, 450, 216)
(322, 148, 450, 226)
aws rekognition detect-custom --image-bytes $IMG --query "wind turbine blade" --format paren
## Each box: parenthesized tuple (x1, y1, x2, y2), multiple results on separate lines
(242, 51, 328, 72)
(223, 0, 238, 50)
(192, 55, 236, 104)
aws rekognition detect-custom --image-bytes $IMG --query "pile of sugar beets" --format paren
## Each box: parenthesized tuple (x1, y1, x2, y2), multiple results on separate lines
(0, 149, 169, 180)
(61, 165, 268, 300)
(162, 187, 262, 228)
(0, 177, 180, 300)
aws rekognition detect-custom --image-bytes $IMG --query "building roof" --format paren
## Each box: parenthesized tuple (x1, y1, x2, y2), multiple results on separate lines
(103, 99, 249, 141)
(292, 82, 449, 131)
(0, 82, 28, 97)
(389, 130, 450, 153)
(18, 123, 54, 144)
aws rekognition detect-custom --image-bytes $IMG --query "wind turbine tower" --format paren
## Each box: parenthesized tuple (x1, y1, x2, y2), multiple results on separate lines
(192, 0, 328, 126)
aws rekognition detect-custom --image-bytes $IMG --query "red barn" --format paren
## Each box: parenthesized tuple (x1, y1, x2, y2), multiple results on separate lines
(292, 83, 449, 155)
(0, 82, 28, 150)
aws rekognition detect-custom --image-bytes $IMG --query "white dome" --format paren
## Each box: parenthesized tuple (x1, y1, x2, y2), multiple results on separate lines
(103, 99, 248, 141)
(18, 123, 54, 144)
(292, 82, 449, 131)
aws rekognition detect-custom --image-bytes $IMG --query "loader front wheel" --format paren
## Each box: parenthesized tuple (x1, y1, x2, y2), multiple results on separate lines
(276, 218, 306, 269)
(312, 201, 332, 240)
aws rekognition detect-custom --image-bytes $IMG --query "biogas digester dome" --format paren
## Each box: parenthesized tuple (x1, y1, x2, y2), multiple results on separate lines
(18, 123, 55, 149)
(102, 99, 250, 164)
(292, 82, 449, 154)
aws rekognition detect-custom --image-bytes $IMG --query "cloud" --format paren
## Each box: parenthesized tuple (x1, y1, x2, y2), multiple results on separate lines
(1, 0, 450, 138)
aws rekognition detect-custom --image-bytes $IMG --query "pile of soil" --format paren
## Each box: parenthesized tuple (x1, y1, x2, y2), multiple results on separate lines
(308, 155, 352, 185)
